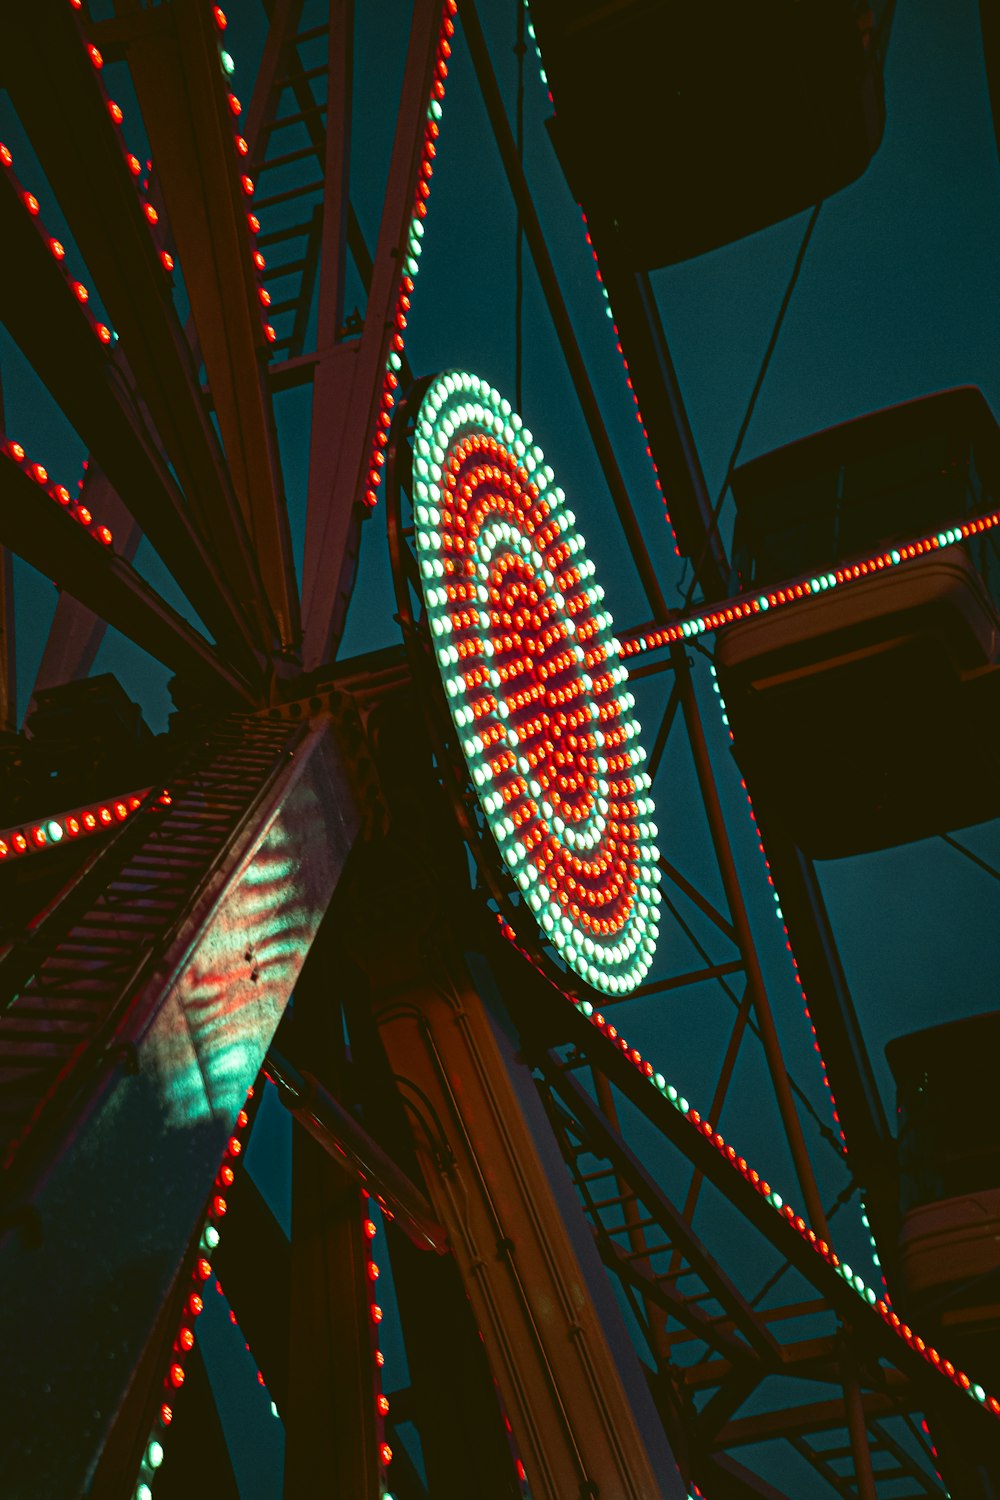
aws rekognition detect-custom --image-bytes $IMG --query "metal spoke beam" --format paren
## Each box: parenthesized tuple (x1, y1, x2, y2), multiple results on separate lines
(5, 0, 277, 655)
(302, 0, 445, 666)
(0, 453, 254, 701)
(483, 924, 1000, 1434)
(461, 0, 670, 624)
(29, 463, 143, 708)
(0, 165, 265, 682)
(126, 0, 301, 652)
(540, 1059, 782, 1365)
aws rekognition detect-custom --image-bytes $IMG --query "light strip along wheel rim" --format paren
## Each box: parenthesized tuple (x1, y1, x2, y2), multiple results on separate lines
(402, 370, 661, 996)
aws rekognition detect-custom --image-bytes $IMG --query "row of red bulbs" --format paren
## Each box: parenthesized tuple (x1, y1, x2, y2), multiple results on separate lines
(583, 212, 682, 557)
(0, 790, 165, 864)
(3, 430, 115, 547)
(497, 914, 1000, 1418)
(441, 450, 643, 931)
(78, 31, 175, 277)
(151, 1092, 255, 1446)
(213, 6, 278, 348)
(363, 1193, 394, 1473)
(621, 510, 1000, 659)
(0, 142, 114, 344)
(364, 2, 457, 507)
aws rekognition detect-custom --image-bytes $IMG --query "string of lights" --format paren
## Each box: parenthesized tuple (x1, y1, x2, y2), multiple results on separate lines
(0, 135, 112, 346)
(2, 428, 115, 546)
(209, 6, 278, 348)
(620, 511, 1000, 659)
(131, 1089, 256, 1500)
(497, 913, 999, 1423)
(0, 788, 170, 862)
(514, 0, 971, 1305)
(363, 0, 457, 509)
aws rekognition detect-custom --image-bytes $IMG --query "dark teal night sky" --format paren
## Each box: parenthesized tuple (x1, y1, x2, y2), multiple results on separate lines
(2, 1, 999, 1493)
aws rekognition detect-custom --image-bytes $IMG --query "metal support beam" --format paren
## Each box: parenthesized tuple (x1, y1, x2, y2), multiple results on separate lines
(0, 452, 253, 701)
(750, 805, 897, 1263)
(0, 717, 360, 1497)
(841, 1343, 879, 1500)
(5, 0, 278, 655)
(592, 260, 731, 600)
(313, 0, 353, 362)
(339, 936, 523, 1499)
(461, 0, 670, 623)
(0, 166, 265, 680)
(126, 0, 301, 652)
(674, 647, 831, 1239)
(301, 0, 444, 665)
(285, 1161, 380, 1498)
(265, 1047, 447, 1252)
(29, 463, 143, 707)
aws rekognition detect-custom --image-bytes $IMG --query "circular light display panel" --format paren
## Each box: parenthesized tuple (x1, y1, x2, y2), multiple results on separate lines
(411, 370, 661, 995)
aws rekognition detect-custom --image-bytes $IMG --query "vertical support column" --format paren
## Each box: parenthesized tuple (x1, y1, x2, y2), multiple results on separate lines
(840, 1340, 877, 1500)
(283, 920, 381, 1500)
(342, 953, 528, 1499)
(371, 951, 685, 1499)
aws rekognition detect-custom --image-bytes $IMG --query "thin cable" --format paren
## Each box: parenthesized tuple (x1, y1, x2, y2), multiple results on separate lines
(683, 200, 824, 607)
(514, 0, 525, 412)
(940, 832, 1000, 884)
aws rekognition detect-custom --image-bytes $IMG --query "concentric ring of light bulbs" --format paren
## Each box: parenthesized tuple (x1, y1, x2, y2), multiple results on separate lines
(410, 370, 661, 995)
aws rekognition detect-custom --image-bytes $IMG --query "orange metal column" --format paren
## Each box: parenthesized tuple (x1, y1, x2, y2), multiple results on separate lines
(372, 951, 685, 1500)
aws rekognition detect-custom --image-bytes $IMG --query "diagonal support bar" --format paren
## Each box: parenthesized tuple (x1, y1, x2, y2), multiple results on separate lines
(301, 0, 445, 666)
(126, 0, 301, 652)
(0, 164, 265, 680)
(0, 453, 253, 700)
(5, 0, 277, 653)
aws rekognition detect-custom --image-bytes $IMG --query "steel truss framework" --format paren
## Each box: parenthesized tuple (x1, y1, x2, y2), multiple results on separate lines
(0, 2, 997, 1499)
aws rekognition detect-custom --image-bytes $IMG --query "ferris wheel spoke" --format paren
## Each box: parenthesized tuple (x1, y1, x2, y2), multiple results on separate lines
(300, 0, 445, 668)
(126, 0, 301, 653)
(0, 452, 254, 701)
(5, 0, 278, 657)
(0, 153, 268, 676)
(28, 462, 143, 711)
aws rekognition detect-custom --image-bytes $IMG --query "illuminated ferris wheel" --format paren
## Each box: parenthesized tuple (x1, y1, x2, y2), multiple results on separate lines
(1, 2, 999, 1498)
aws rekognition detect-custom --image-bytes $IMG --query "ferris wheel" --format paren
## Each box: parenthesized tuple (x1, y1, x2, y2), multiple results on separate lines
(1, 2, 999, 1498)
